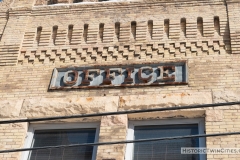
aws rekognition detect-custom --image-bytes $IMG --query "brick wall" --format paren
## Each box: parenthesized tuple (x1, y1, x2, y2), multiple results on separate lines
(0, 0, 240, 160)
(226, 0, 240, 54)
(0, 123, 27, 160)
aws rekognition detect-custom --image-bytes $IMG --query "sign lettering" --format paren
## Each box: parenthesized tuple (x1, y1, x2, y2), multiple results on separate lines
(49, 62, 187, 90)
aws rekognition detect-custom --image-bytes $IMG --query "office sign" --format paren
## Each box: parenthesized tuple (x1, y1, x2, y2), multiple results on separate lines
(49, 61, 187, 90)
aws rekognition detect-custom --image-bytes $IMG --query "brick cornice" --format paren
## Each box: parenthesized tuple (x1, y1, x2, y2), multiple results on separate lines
(8, 0, 227, 13)
(225, 0, 240, 3)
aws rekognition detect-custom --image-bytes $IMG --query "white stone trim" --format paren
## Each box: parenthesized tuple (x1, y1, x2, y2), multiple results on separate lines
(34, 0, 131, 8)
(125, 118, 206, 160)
(21, 122, 100, 160)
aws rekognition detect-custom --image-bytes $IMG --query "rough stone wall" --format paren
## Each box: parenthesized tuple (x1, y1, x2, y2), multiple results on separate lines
(0, 0, 240, 160)
(0, 0, 13, 11)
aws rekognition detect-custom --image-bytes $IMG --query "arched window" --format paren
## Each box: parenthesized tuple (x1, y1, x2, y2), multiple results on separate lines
(68, 25, 73, 44)
(197, 17, 203, 36)
(115, 22, 120, 41)
(48, 0, 58, 5)
(214, 16, 220, 35)
(131, 21, 137, 40)
(83, 24, 88, 43)
(99, 23, 104, 42)
(52, 25, 58, 45)
(180, 18, 186, 37)
(73, 0, 83, 3)
(148, 20, 153, 39)
(164, 19, 169, 38)
(36, 26, 42, 45)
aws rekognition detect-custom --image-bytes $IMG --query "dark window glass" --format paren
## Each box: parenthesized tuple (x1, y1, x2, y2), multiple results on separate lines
(28, 128, 96, 160)
(73, 0, 83, 3)
(133, 124, 199, 160)
(48, 0, 57, 5)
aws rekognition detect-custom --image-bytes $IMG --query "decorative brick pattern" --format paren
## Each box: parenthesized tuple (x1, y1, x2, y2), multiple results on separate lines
(0, 45, 20, 66)
(18, 39, 229, 64)
(0, 12, 30, 66)
(0, 0, 231, 66)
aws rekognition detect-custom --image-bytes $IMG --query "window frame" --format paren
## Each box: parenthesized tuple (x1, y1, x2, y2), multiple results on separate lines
(125, 118, 206, 160)
(21, 122, 100, 160)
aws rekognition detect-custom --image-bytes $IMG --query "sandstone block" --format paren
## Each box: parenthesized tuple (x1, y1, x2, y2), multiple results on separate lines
(213, 90, 240, 109)
(0, 99, 23, 118)
(213, 90, 240, 103)
(119, 92, 212, 110)
(128, 110, 205, 120)
(20, 96, 119, 118)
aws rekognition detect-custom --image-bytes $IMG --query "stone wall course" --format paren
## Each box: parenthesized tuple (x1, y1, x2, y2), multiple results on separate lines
(19, 96, 119, 118)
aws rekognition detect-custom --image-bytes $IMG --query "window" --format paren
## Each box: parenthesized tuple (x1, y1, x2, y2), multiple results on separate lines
(68, 25, 74, 44)
(164, 19, 170, 38)
(83, 24, 88, 43)
(214, 16, 220, 35)
(52, 25, 58, 45)
(131, 21, 137, 40)
(36, 27, 42, 45)
(22, 123, 100, 160)
(99, 23, 104, 42)
(48, 0, 58, 5)
(125, 118, 205, 160)
(148, 20, 153, 39)
(180, 18, 186, 37)
(115, 22, 120, 41)
(73, 0, 83, 3)
(197, 17, 203, 37)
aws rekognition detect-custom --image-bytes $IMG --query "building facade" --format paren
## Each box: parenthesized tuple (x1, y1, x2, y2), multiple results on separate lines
(0, 0, 240, 159)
